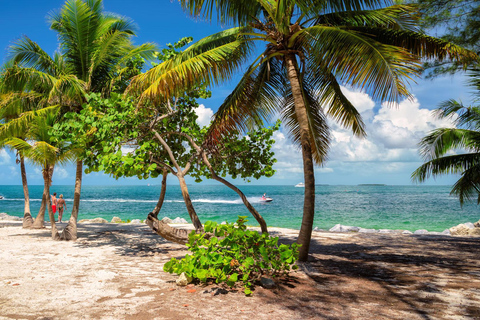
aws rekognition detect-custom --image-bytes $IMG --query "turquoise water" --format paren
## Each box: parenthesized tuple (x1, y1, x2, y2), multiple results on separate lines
(0, 184, 478, 232)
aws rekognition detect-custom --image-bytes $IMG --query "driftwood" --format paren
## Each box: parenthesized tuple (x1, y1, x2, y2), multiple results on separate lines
(145, 212, 190, 245)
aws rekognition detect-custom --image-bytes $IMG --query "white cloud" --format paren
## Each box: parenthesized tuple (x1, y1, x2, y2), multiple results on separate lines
(194, 104, 214, 127)
(53, 168, 69, 179)
(0, 149, 11, 165)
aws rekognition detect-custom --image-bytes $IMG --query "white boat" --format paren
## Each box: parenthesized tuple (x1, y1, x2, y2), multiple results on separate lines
(295, 182, 305, 187)
(260, 197, 273, 202)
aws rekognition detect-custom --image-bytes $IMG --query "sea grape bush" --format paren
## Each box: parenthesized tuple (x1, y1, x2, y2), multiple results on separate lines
(163, 216, 299, 295)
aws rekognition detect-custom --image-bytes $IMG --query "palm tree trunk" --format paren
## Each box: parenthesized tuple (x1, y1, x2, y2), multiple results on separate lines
(199, 151, 268, 233)
(285, 55, 316, 262)
(32, 165, 56, 229)
(20, 155, 33, 228)
(177, 174, 203, 232)
(60, 160, 82, 241)
(44, 165, 60, 240)
(152, 169, 168, 218)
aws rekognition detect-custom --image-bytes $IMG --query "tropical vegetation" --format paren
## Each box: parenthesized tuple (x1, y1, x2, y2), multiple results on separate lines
(129, 0, 476, 260)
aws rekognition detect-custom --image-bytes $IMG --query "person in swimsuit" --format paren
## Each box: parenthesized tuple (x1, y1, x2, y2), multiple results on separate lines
(57, 194, 67, 223)
(51, 192, 58, 221)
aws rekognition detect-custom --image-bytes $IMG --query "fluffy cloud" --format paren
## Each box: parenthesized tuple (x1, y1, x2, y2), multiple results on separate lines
(269, 87, 457, 179)
(54, 168, 69, 179)
(0, 149, 11, 165)
(194, 104, 214, 127)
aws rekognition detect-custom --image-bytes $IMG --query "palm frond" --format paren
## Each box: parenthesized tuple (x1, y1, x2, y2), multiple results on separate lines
(7, 36, 58, 75)
(412, 153, 480, 183)
(419, 128, 480, 160)
(451, 166, 480, 205)
(128, 28, 255, 102)
(208, 53, 284, 140)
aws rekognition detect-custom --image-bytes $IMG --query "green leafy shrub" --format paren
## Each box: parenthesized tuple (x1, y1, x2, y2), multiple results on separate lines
(163, 216, 299, 295)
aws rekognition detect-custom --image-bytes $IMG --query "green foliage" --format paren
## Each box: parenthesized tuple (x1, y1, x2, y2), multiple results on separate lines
(163, 216, 299, 295)
(417, 0, 480, 76)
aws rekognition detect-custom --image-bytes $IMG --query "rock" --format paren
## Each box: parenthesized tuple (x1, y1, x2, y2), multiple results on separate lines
(464, 222, 475, 229)
(402, 230, 413, 235)
(111, 217, 122, 223)
(171, 217, 188, 224)
(414, 229, 429, 235)
(260, 277, 276, 289)
(79, 218, 108, 223)
(379, 229, 395, 234)
(474, 220, 480, 228)
(130, 219, 141, 224)
(442, 229, 451, 235)
(449, 224, 471, 236)
(313, 227, 326, 232)
(329, 224, 359, 232)
(176, 272, 192, 286)
(468, 228, 480, 236)
(358, 228, 377, 233)
(0, 213, 22, 221)
(161, 217, 173, 224)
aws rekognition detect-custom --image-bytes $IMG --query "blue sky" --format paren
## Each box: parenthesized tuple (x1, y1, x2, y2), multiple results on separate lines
(0, 0, 475, 186)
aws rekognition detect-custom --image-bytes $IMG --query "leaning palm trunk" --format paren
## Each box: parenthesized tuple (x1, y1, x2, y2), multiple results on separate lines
(32, 165, 56, 229)
(60, 160, 82, 241)
(152, 169, 168, 218)
(286, 55, 316, 262)
(20, 155, 33, 228)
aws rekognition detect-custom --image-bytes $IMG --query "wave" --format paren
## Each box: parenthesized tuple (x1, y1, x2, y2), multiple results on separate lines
(1, 197, 265, 204)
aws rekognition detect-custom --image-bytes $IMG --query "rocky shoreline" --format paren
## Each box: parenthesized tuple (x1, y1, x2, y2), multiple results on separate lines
(2, 212, 479, 237)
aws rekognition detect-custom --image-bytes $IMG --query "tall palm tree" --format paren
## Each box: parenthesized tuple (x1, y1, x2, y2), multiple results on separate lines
(4, 111, 76, 239)
(412, 70, 480, 204)
(6, 0, 155, 240)
(129, 0, 475, 260)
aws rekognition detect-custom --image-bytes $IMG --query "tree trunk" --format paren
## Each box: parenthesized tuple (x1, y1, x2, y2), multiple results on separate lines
(60, 160, 82, 241)
(177, 174, 203, 232)
(32, 165, 56, 229)
(43, 165, 60, 240)
(285, 55, 316, 262)
(200, 153, 268, 233)
(152, 169, 168, 218)
(20, 155, 33, 228)
(146, 212, 189, 244)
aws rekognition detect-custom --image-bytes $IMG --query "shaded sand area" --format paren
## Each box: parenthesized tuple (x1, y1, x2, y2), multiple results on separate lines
(1, 221, 480, 320)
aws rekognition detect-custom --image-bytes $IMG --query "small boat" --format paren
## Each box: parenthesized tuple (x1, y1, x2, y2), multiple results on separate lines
(295, 182, 305, 187)
(0, 196, 3, 199)
(260, 197, 273, 202)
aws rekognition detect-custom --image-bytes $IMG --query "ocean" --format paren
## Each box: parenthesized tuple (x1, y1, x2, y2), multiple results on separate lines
(0, 184, 478, 232)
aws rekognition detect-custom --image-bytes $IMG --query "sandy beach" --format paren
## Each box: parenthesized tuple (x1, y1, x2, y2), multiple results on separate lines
(1, 220, 480, 320)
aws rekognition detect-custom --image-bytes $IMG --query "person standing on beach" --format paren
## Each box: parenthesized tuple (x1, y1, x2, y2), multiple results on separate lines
(51, 192, 58, 221)
(57, 194, 67, 223)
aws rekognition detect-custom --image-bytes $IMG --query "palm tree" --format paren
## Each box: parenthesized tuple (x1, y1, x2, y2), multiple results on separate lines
(129, 0, 475, 260)
(412, 72, 480, 205)
(6, 0, 155, 240)
(4, 111, 76, 239)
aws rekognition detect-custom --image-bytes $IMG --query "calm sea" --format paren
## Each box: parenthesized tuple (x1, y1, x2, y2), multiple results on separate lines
(0, 184, 478, 232)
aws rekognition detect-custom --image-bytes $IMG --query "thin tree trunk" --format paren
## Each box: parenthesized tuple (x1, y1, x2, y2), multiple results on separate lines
(152, 169, 168, 218)
(286, 55, 316, 262)
(199, 151, 268, 233)
(20, 155, 33, 228)
(60, 160, 82, 241)
(44, 165, 60, 240)
(177, 174, 203, 232)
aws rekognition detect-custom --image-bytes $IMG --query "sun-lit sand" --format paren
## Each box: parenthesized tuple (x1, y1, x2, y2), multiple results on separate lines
(1, 219, 480, 319)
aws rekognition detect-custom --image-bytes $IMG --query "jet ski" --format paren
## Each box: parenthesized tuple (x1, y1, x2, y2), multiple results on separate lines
(260, 197, 273, 202)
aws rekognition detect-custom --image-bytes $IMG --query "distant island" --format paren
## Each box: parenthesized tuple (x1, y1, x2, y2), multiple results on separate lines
(358, 184, 387, 186)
